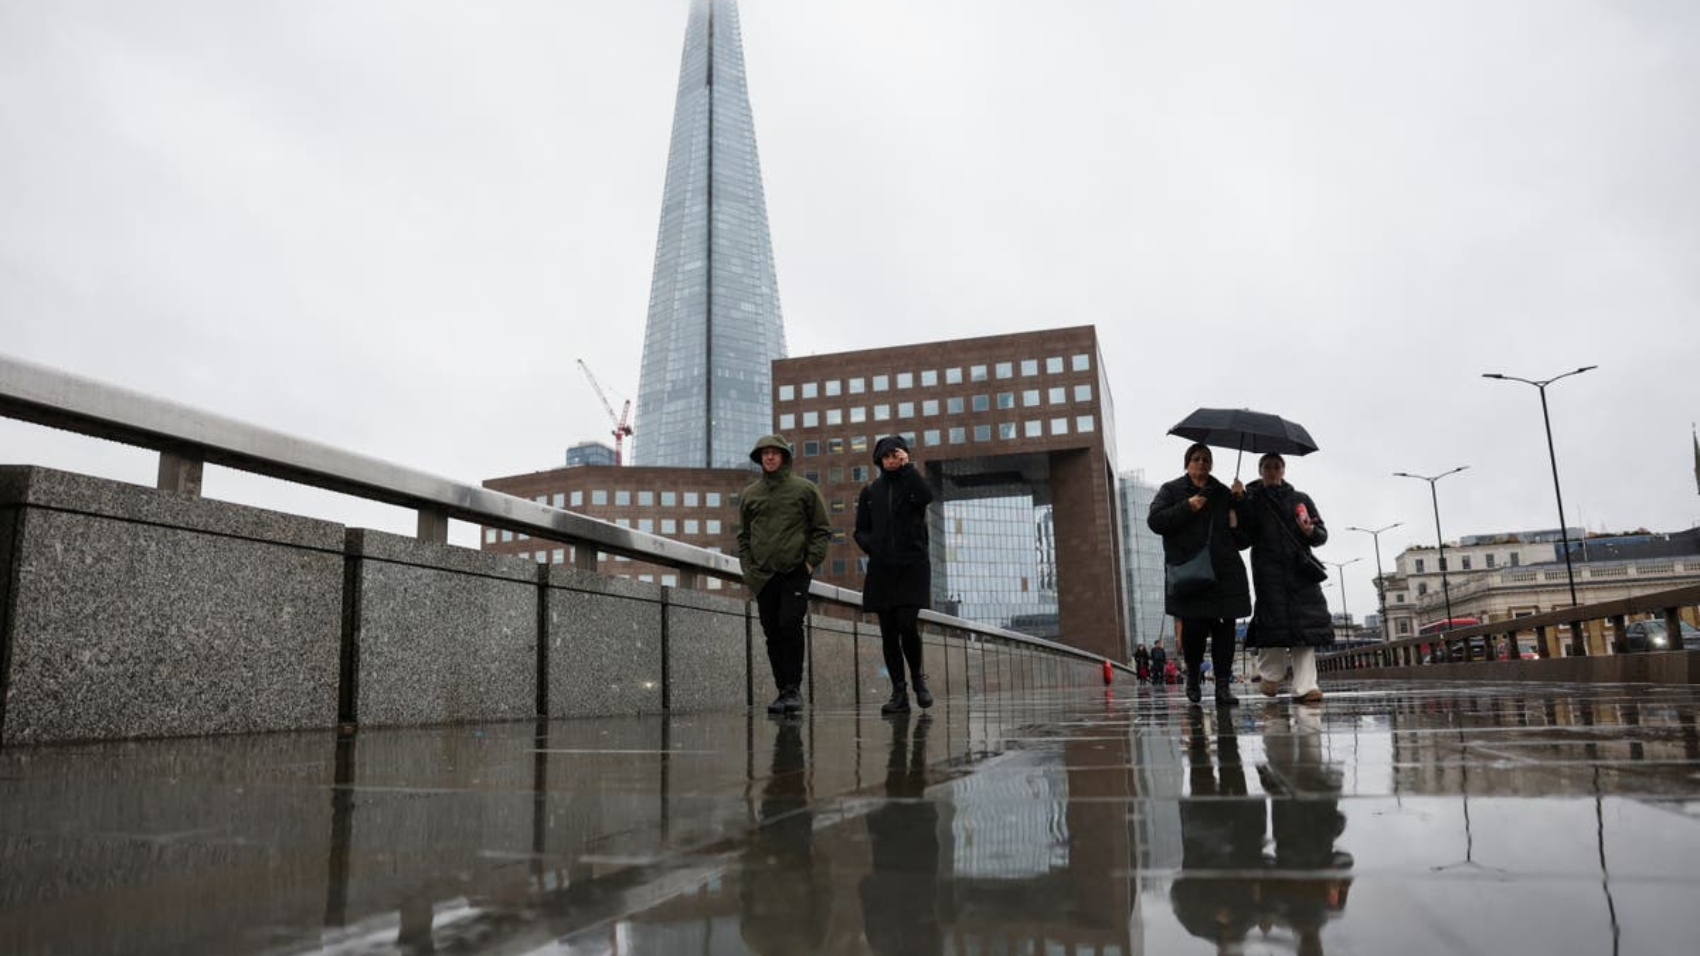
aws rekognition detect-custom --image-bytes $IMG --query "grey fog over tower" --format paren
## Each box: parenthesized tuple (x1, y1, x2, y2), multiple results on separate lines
(632, 0, 787, 469)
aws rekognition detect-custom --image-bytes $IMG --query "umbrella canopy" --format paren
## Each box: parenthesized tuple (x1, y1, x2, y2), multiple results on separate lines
(1168, 408, 1319, 476)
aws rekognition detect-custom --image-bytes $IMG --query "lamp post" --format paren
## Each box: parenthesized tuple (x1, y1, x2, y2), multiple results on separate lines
(1393, 467, 1469, 629)
(1325, 557, 1362, 634)
(1481, 366, 1595, 609)
(1346, 522, 1402, 641)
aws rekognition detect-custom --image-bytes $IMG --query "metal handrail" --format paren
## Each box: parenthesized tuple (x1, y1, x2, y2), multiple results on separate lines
(1, 352, 1127, 670)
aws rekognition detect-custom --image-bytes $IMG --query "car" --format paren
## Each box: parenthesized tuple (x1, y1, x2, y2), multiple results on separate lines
(1624, 619, 1700, 653)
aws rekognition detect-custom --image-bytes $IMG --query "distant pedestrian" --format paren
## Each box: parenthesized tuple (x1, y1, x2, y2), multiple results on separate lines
(1133, 643, 1150, 683)
(738, 434, 832, 715)
(1241, 453, 1333, 703)
(855, 435, 937, 715)
(1148, 442, 1252, 706)
(1149, 642, 1168, 686)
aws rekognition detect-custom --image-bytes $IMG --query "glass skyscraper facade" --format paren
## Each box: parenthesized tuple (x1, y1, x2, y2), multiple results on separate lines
(1117, 469, 1171, 654)
(633, 0, 787, 469)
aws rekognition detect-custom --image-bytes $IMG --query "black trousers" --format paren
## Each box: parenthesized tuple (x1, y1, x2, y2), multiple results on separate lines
(1179, 617, 1237, 680)
(757, 567, 812, 690)
(877, 606, 924, 687)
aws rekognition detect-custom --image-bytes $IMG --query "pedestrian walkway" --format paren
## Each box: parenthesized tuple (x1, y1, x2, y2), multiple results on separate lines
(4, 679, 1698, 955)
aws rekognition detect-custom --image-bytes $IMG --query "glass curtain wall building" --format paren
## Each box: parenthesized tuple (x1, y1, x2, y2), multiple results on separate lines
(1117, 469, 1171, 655)
(633, 0, 787, 469)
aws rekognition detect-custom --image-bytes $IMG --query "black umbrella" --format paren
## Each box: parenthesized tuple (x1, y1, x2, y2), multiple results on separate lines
(1168, 407, 1320, 477)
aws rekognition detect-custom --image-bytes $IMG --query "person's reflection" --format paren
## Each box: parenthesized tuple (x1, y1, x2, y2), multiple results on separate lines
(740, 717, 830, 956)
(1171, 711, 1264, 954)
(860, 713, 942, 956)
(1257, 706, 1353, 956)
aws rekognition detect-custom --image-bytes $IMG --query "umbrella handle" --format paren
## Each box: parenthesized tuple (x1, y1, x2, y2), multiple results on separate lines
(1235, 441, 1244, 481)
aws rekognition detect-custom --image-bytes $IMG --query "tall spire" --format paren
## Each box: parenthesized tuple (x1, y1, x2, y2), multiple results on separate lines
(632, 0, 786, 469)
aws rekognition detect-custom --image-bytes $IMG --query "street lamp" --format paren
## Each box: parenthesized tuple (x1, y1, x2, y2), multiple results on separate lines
(1325, 557, 1362, 632)
(1481, 366, 1595, 609)
(1346, 522, 1403, 641)
(1393, 467, 1469, 629)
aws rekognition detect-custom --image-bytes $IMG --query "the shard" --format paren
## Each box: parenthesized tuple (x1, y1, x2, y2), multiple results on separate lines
(632, 0, 786, 469)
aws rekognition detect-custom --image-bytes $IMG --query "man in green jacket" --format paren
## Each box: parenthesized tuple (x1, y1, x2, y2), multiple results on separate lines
(738, 434, 832, 715)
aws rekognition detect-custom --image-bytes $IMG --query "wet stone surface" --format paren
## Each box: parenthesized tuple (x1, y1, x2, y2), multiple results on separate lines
(2, 680, 1699, 955)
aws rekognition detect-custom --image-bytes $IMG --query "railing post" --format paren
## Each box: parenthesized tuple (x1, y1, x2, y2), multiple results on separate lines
(1608, 614, 1629, 655)
(156, 451, 203, 496)
(416, 508, 448, 545)
(1567, 620, 1587, 657)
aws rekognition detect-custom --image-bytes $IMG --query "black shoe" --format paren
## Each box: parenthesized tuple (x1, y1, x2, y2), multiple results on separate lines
(881, 684, 910, 715)
(779, 686, 803, 714)
(1215, 684, 1240, 707)
(913, 675, 934, 709)
(1184, 677, 1202, 704)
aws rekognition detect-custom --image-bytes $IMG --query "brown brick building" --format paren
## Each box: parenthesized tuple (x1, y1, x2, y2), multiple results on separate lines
(773, 325, 1127, 660)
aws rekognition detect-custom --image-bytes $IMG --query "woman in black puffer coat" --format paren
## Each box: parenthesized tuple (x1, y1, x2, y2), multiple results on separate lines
(1240, 453, 1334, 703)
(855, 434, 936, 714)
(1147, 442, 1251, 705)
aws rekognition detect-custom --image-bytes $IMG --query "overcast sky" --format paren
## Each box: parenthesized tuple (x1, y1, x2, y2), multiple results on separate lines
(4, 0, 1698, 622)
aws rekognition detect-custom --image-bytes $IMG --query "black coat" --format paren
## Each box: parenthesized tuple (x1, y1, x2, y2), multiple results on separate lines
(1148, 474, 1252, 621)
(854, 463, 935, 612)
(1241, 480, 1334, 648)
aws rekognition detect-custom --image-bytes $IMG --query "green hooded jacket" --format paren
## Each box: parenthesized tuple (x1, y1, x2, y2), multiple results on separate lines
(738, 434, 832, 594)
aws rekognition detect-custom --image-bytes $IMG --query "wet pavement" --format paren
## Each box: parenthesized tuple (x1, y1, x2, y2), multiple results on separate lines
(3, 679, 1699, 956)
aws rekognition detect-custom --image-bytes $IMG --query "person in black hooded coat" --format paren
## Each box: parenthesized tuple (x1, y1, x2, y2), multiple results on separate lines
(855, 434, 937, 715)
(1147, 442, 1252, 705)
(1241, 452, 1334, 703)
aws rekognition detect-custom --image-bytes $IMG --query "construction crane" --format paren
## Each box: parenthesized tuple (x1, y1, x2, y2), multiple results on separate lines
(575, 359, 634, 466)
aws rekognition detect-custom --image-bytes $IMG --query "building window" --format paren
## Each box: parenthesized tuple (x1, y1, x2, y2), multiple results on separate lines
(1074, 384, 1092, 402)
(970, 364, 988, 382)
(974, 424, 991, 441)
(922, 399, 939, 416)
(1415, 558, 1425, 573)
(570, 491, 583, 507)
(825, 379, 842, 397)
(946, 397, 964, 414)
(1072, 354, 1091, 372)
(873, 374, 889, 391)
(897, 372, 913, 389)
(972, 394, 989, 412)
(898, 401, 915, 417)
(1023, 389, 1041, 407)
(591, 490, 608, 505)
(707, 519, 722, 534)
(706, 493, 722, 507)
(829, 466, 844, 483)
(779, 413, 795, 430)
(1398, 620, 1410, 635)
(995, 361, 1013, 379)
(803, 440, 821, 456)
(1486, 553, 1497, 568)
(830, 499, 845, 514)
(1025, 420, 1042, 437)
(778, 384, 794, 402)
(850, 406, 867, 423)
(921, 369, 938, 387)
(848, 377, 865, 394)
(661, 491, 676, 506)
(552, 549, 564, 564)
(1046, 356, 1064, 373)
(852, 465, 869, 482)
(945, 367, 963, 384)
(850, 436, 869, 453)
(999, 422, 1017, 439)
(1049, 387, 1066, 405)
(662, 519, 677, 534)
(803, 411, 819, 427)
(684, 519, 699, 534)
(1076, 415, 1095, 432)
(638, 518, 654, 532)
(949, 427, 966, 444)
(638, 491, 655, 506)
(874, 404, 892, 420)
(1050, 418, 1069, 435)
(802, 382, 818, 399)
(832, 557, 847, 574)
(828, 437, 845, 454)
(826, 408, 843, 425)
(1510, 553, 1520, 567)
(684, 492, 698, 507)
(616, 490, 631, 506)
(1021, 358, 1038, 376)
(1417, 582, 1428, 595)
(923, 429, 941, 446)
(1462, 556, 1473, 570)
(996, 392, 1015, 409)
(484, 528, 496, 543)
(552, 493, 565, 507)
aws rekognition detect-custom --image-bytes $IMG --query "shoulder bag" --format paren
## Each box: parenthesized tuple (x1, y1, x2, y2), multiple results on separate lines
(1165, 512, 1216, 598)
(1263, 494, 1328, 584)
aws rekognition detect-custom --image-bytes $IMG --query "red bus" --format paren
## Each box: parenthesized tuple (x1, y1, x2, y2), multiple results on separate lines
(1418, 617, 1480, 636)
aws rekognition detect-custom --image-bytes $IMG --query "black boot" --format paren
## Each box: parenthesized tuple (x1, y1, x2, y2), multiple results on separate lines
(1217, 670, 1244, 707)
(1184, 669, 1202, 704)
(779, 685, 803, 714)
(913, 674, 934, 709)
(766, 687, 789, 715)
(881, 683, 911, 715)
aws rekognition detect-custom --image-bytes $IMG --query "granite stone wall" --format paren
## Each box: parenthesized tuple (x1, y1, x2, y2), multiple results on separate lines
(661, 586, 750, 713)
(345, 529, 539, 728)
(0, 466, 345, 746)
(545, 567, 664, 717)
